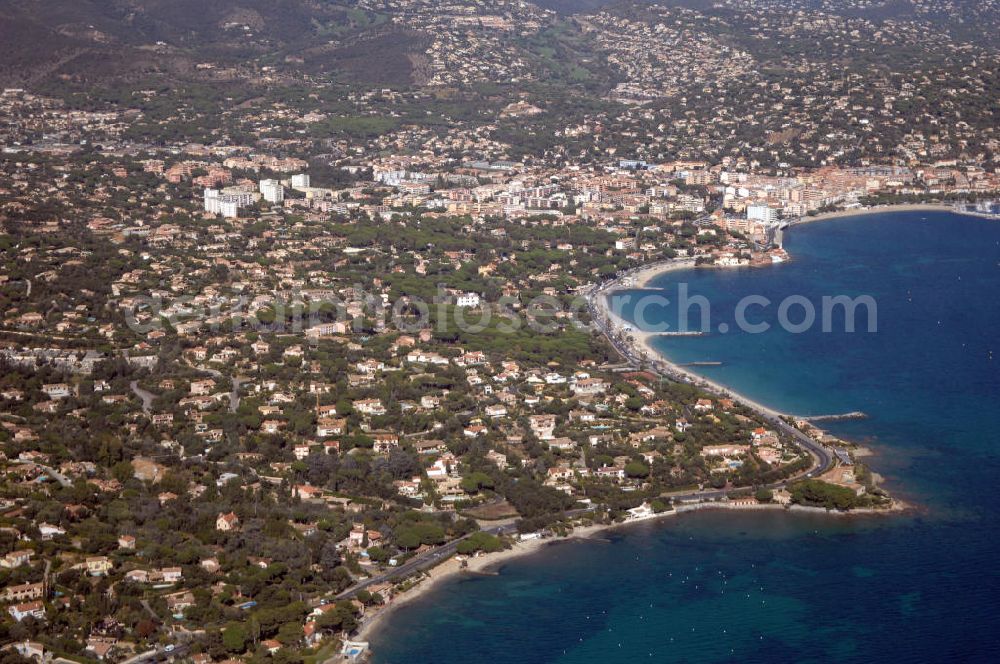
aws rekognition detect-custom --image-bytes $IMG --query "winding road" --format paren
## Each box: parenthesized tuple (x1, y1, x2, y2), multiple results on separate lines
(42, 464, 72, 488)
(130, 381, 156, 414)
(183, 361, 245, 413)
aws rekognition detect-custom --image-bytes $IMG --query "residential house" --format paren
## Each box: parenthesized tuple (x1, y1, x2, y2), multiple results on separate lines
(373, 433, 400, 453)
(2, 582, 44, 603)
(85, 556, 113, 576)
(316, 417, 346, 437)
(41, 383, 71, 399)
(8, 601, 45, 622)
(0, 550, 34, 569)
(190, 379, 216, 396)
(485, 404, 508, 419)
(354, 399, 386, 416)
(572, 378, 607, 396)
(529, 414, 557, 440)
(700, 444, 750, 458)
(486, 450, 509, 470)
(160, 567, 183, 584)
(293, 484, 325, 501)
(216, 512, 240, 532)
(165, 591, 195, 613)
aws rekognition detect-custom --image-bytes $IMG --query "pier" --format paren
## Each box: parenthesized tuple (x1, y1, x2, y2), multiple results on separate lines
(800, 411, 867, 422)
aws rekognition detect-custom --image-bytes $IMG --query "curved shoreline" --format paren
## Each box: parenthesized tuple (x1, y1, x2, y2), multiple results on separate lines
(597, 295, 787, 419)
(353, 535, 554, 644)
(791, 203, 987, 226)
(590, 260, 790, 422)
(354, 499, 912, 652)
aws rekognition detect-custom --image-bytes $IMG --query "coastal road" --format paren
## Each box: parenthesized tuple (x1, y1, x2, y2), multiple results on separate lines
(335, 506, 605, 600)
(120, 644, 189, 664)
(335, 484, 754, 603)
(334, 521, 518, 600)
(335, 472, 826, 603)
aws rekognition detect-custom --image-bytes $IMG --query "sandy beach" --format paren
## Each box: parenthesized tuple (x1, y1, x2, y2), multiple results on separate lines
(794, 203, 971, 225)
(353, 513, 663, 645)
(632, 326, 785, 418)
(589, 201, 981, 419)
(353, 510, 726, 646)
(594, 284, 787, 419)
(628, 257, 699, 289)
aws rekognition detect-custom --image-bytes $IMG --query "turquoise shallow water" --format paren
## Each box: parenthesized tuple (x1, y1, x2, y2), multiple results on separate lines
(371, 212, 1000, 663)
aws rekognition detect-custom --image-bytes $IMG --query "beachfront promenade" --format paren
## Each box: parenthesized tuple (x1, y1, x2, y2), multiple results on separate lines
(585, 265, 835, 482)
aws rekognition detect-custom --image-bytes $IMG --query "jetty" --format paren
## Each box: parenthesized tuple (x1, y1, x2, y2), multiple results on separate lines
(800, 411, 867, 422)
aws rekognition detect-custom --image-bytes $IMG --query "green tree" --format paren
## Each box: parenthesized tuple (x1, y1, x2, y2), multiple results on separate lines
(625, 461, 649, 478)
(455, 531, 503, 555)
(222, 623, 248, 653)
(788, 480, 858, 510)
(459, 471, 495, 494)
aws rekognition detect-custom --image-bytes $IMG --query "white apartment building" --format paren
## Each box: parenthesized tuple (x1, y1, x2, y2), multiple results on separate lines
(204, 188, 255, 218)
(259, 179, 284, 204)
(746, 203, 779, 223)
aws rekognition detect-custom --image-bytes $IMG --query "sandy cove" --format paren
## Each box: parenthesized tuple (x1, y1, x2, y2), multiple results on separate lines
(353, 534, 553, 644)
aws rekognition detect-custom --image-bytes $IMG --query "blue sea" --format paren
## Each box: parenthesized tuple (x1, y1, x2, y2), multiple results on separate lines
(371, 211, 1000, 663)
